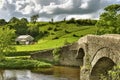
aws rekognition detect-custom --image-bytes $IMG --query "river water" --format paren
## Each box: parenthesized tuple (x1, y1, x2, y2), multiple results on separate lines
(0, 66, 80, 80)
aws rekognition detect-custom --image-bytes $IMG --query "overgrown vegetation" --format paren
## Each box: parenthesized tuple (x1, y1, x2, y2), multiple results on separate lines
(0, 58, 52, 69)
(100, 64, 120, 80)
(0, 27, 15, 61)
(52, 48, 61, 64)
(96, 4, 120, 34)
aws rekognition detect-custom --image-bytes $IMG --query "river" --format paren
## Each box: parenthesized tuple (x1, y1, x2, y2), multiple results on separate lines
(0, 66, 80, 80)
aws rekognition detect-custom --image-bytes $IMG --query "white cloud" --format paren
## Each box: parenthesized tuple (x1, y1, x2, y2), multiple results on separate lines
(0, 0, 120, 21)
(80, 2, 88, 9)
(66, 14, 92, 20)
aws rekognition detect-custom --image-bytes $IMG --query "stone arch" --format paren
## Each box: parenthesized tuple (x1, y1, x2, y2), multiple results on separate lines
(91, 47, 116, 67)
(76, 48, 85, 66)
(90, 57, 115, 80)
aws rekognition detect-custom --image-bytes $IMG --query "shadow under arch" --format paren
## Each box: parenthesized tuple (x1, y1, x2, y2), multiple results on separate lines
(90, 57, 115, 80)
(76, 48, 85, 66)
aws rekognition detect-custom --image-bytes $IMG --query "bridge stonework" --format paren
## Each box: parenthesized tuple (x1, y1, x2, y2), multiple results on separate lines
(31, 34, 120, 80)
(78, 34, 120, 80)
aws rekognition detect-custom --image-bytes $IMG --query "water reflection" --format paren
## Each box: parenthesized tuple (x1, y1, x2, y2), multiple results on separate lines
(0, 66, 80, 80)
(53, 66, 80, 80)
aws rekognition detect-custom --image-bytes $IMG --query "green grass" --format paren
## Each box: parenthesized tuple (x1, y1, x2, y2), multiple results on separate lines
(16, 37, 78, 52)
(62, 26, 97, 38)
(0, 58, 52, 69)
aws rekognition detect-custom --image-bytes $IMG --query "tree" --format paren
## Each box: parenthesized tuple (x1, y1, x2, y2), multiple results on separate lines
(51, 18, 54, 23)
(27, 23, 39, 37)
(0, 19, 7, 26)
(21, 18, 28, 23)
(30, 14, 39, 23)
(67, 18, 76, 24)
(96, 4, 120, 34)
(9, 17, 20, 23)
(8, 17, 28, 35)
(0, 27, 15, 60)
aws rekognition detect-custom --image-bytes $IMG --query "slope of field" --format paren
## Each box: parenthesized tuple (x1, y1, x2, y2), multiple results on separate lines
(16, 22, 97, 51)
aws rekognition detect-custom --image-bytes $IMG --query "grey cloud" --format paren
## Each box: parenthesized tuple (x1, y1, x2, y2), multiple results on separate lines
(1, 0, 15, 11)
(41, 0, 100, 15)
(0, 0, 120, 21)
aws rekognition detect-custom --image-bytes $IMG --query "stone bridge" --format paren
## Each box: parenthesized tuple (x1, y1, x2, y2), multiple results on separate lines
(31, 34, 120, 80)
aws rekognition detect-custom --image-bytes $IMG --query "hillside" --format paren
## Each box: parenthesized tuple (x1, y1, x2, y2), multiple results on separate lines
(16, 20, 97, 51)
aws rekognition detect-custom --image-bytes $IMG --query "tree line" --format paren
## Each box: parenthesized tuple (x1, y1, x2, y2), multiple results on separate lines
(0, 15, 97, 39)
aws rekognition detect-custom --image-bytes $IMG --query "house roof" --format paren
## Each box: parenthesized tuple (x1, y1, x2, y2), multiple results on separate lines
(15, 35, 34, 41)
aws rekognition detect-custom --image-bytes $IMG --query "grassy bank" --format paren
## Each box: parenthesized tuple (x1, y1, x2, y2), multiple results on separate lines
(16, 37, 78, 52)
(15, 25, 97, 52)
(0, 58, 52, 69)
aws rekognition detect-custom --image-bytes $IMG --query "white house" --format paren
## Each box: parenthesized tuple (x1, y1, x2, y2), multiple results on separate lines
(15, 35, 34, 45)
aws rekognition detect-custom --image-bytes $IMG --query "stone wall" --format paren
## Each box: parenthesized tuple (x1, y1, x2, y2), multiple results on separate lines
(31, 49, 54, 62)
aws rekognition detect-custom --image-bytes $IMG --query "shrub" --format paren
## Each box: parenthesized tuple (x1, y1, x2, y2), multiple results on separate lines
(52, 36, 59, 40)
(53, 28, 59, 31)
(51, 32, 55, 35)
(73, 34, 79, 37)
(100, 64, 120, 80)
(52, 48, 61, 64)
(44, 31, 49, 34)
(48, 27, 52, 30)
(0, 58, 52, 69)
(64, 30, 71, 33)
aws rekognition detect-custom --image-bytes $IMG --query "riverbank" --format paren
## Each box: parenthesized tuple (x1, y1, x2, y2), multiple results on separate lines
(0, 58, 52, 69)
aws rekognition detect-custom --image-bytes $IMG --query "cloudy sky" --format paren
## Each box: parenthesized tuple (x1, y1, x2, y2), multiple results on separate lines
(0, 0, 120, 21)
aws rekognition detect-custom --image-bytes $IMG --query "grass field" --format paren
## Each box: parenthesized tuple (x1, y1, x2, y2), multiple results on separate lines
(16, 25, 97, 52)
(16, 37, 78, 51)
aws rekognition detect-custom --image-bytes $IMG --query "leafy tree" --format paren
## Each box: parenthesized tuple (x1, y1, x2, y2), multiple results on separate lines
(64, 17, 66, 22)
(0, 27, 15, 60)
(9, 17, 20, 23)
(8, 17, 28, 35)
(27, 23, 39, 37)
(51, 18, 54, 23)
(30, 14, 39, 23)
(67, 18, 76, 23)
(21, 18, 28, 23)
(96, 4, 120, 34)
(0, 19, 7, 26)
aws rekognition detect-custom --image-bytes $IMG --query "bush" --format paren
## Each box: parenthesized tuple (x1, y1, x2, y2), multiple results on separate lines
(48, 27, 52, 30)
(0, 58, 52, 69)
(100, 64, 120, 80)
(64, 30, 71, 33)
(53, 28, 59, 31)
(52, 36, 59, 40)
(44, 31, 49, 34)
(73, 34, 79, 37)
(52, 48, 61, 64)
